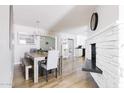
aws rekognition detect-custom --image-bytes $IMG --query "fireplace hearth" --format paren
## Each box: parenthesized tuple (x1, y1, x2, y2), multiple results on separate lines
(82, 43, 102, 74)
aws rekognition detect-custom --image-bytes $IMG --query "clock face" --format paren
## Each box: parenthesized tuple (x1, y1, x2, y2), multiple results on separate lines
(90, 13, 98, 31)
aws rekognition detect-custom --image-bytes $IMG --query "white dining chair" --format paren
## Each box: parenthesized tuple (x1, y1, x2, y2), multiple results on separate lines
(40, 50, 59, 82)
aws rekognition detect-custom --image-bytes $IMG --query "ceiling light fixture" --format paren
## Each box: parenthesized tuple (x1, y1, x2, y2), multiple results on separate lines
(33, 20, 40, 37)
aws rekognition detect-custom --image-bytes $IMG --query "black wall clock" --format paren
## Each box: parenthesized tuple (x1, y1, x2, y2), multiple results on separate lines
(90, 12, 98, 31)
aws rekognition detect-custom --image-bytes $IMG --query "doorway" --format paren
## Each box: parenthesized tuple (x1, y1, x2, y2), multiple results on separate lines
(68, 39, 74, 58)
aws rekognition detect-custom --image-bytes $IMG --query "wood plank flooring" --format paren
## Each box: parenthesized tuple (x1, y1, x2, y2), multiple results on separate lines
(12, 57, 98, 88)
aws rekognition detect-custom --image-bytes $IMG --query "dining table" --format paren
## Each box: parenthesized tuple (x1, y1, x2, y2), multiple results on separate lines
(26, 52, 47, 83)
(26, 52, 62, 83)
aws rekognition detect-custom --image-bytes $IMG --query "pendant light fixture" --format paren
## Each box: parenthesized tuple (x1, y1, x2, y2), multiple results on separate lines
(33, 20, 40, 38)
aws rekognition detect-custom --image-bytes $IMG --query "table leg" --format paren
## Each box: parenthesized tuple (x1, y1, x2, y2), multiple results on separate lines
(61, 56, 62, 75)
(58, 56, 62, 75)
(58, 58, 61, 75)
(34, 58, 38, 83)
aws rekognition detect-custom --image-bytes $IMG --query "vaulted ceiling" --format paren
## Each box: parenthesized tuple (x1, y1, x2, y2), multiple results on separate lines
(13, 5, 75, 30)
(50, 5, 96, 32)
(13, 5, 97, 32)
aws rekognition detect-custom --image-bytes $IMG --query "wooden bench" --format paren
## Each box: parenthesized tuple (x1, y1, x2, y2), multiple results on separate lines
(21, 58, 33, 80)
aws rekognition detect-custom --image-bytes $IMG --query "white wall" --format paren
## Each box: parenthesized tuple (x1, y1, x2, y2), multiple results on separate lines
(89, 5, 118, 36)
(76, 35, 87, 48)
(13, 24, 48, 64)
(0, 6, 12, 87)
(85, 5, 119, 87)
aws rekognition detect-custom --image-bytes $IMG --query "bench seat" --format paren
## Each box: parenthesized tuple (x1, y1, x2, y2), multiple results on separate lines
(22, 58, 33, 80)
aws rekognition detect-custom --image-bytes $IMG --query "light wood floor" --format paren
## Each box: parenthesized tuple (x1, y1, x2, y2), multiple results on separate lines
(12, 57, 98, 88)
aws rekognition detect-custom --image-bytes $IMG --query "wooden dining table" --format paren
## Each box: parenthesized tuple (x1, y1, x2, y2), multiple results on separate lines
(26, 52, 62, 83)
(26, 52, 47, 83)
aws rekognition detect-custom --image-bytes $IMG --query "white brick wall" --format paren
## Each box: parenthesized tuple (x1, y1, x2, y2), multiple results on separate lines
(85, 23, 119, 88)
(119, 23, 124, 87)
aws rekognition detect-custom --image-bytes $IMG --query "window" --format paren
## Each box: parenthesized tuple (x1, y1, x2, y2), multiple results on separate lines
(18, 32, 35, 45)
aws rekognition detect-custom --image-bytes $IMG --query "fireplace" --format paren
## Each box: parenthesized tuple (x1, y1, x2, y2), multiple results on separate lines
(91, 43, 96, 68)
(82, 43, 102, 74)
